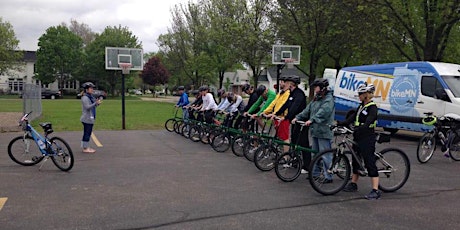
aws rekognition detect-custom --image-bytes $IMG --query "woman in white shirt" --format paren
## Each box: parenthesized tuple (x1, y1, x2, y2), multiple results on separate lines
(199, 86, 217, 123)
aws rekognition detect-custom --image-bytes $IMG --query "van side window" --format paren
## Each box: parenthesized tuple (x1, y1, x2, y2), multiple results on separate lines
(421, 76, 442, 98)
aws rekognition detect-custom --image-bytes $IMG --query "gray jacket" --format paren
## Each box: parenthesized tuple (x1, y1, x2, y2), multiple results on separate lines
(80, 95, 98, 124)
(295, 91, 335, 139)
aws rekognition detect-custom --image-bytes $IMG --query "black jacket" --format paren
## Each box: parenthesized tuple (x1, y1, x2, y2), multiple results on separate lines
(276, 87, 307, 120)
(244, 92, 259, 113)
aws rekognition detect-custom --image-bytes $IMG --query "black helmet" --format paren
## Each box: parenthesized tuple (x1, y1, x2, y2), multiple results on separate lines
(82, 82, 95, 89)
(177, 86, 185, 90)
(242, 84, 252, 92)
(279, 75, 287, 81)
(255, 85, 266, 96)
(285, 75, 301, 84)
(310, 78, 329, 89)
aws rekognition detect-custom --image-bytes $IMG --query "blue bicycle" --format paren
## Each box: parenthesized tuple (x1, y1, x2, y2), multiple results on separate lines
(7, 112, 74, 171)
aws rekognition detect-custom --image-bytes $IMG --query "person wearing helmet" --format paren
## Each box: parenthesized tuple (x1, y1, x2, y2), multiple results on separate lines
(337, 82, 381, 200)
(277, 75, 308, 172)
(261, 75, 291, 146)
(216, 89, 231, 111)
(292, 78, 334, 175)
(224, 92, 245, 128)
(245, 84, 276, 130)
(234, 84, 257, 130)
(175, 86, 190, 120)
(80, 82, 102, 153)
(199, 85, 218, 123)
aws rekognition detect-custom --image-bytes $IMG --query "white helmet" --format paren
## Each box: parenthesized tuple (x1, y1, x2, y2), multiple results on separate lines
(357, 83, 375, 94)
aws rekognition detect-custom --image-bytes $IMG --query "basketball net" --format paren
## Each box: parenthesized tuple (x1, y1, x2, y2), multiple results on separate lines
(119, 63, 132, 74)
(283, 58, 295, 69)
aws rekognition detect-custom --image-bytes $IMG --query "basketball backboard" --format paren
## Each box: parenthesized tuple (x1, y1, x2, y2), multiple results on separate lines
(105, 47, 143, 71)
(272, 45, 301, 65)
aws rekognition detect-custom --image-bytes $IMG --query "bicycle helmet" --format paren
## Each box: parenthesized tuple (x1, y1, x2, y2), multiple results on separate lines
(177, 86, 185, 91)
(422, 115, 437, 125)
(310, 78, 329, 89)
(198, 86, 209, 92)
(242, 84, 252, 92)
(255, 85, 266, 96)
(279, 76, 287, 81)
(217, 88, 226, 97)
(285, 75, 301, 84)
(357, 83, 375, 94)
(82, 82, 95, 89)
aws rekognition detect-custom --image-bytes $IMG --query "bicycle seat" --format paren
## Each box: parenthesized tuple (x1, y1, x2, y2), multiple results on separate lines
(39, 122, 54, 134)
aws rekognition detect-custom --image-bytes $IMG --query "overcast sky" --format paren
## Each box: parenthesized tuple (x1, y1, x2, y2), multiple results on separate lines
(1, 0, 190, 53)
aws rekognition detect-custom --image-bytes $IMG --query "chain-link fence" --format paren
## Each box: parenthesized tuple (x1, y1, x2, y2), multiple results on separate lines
(22, 84, 42, 121)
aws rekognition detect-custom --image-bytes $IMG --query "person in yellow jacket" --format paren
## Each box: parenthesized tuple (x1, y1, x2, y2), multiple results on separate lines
(261, 76, 291, 150)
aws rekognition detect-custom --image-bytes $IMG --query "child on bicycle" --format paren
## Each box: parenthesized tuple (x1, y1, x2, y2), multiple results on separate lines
(337, 83, 381, 200)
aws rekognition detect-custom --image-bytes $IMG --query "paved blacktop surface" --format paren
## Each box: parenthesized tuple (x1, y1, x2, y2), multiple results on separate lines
(1, 129, 460, 230)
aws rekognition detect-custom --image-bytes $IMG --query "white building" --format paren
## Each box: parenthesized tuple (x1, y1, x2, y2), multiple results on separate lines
(0, 51, 79, 95)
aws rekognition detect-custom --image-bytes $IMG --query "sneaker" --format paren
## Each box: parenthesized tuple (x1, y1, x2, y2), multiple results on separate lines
(365, 189, 382, 200)
(342, 182, 358, 192)
(301, 169, 308, 174)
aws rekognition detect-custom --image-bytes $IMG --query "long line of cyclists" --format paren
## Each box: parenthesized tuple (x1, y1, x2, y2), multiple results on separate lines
(164, 75, 410, 199)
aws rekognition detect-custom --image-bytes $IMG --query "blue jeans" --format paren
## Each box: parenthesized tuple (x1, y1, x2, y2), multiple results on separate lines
(81, 122, 93, 148)
(182, 108, 189, 121)
(311, 137, 332, 179)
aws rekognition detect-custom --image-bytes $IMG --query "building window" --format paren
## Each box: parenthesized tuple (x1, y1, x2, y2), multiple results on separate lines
(8, 79, 24, 92)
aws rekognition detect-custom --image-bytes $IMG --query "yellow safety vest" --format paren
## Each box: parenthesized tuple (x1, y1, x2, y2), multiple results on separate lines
(354, 102, 377, 128)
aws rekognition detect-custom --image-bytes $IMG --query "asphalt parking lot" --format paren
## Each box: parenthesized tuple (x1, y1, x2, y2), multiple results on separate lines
(1, 130, 460, 230)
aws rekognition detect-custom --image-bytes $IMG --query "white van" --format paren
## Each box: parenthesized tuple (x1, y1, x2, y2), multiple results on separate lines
(333, 62, 460, 133)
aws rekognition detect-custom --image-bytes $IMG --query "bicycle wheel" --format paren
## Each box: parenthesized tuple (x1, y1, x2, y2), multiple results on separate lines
(174, 120, 183, 134)
(254, 144, 279, 171)
(164, 118, 176, 132)
(189, 125, 201, 142)
(200, 126, 210, 144)
(448, 131, 460, 161)
(416, 132, 436, 163)
(49, 137, 74, 172)
(231, 135, 245, 157)
(309, 149, 351, 195)
(377, 148, 410, 192)
(8, 135, 44, 166)
(181, 123, 191, 139)
(243, 137, 260, 162)
(211, 133, 231, 152)
(275, 151, 302, 182)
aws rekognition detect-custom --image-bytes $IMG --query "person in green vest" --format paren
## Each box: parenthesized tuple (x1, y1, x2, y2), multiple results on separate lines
(244, 84, 277, 130)
(337, 83, 381, 200)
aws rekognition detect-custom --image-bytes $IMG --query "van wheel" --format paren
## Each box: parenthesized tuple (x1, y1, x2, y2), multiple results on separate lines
(383, 128, 398, 135)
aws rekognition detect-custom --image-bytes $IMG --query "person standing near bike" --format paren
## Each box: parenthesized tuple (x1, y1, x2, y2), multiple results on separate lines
(337, 83, 381, 200)
(292, 78, 334, 176)
(175, 86, 189, 120)
(80, 82, 102, 153)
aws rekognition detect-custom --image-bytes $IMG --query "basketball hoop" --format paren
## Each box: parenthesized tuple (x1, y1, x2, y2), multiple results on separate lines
(283, 58, 296, 69)
(119, 63, 132, 74)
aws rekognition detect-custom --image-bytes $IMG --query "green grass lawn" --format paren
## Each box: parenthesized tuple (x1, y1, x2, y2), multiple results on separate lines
(0, 98, 178, 131)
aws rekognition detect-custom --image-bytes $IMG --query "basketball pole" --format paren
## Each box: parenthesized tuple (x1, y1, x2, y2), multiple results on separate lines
(121, 73, 126, 130)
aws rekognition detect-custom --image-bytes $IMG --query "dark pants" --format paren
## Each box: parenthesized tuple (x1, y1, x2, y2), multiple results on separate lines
(82, 122, 93, 148)
(290, 124, 310, 170)
(354, 134, 378, 177)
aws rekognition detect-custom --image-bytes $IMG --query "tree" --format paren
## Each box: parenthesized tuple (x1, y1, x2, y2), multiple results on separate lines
(63, 19, 96, 47)
(365, 0, 460, 61)
(84, 25, 142, 96)
(141, 56, 170, 88)
(0, 17, 22, 75)
(36, 25, 83, 93)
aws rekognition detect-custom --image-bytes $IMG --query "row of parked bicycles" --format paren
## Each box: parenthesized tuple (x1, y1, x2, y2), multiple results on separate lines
(165, 107, 414, 196)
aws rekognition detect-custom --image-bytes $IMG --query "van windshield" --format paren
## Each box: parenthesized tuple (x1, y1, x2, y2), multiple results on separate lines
(442, 75, 460, 97)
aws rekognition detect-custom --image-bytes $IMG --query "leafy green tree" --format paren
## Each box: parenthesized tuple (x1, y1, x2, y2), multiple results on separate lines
(36, 25, 83, 93)
(0, 17, 22, 75)
(365, 0, 460, 61)
(84, 25, 142, 96)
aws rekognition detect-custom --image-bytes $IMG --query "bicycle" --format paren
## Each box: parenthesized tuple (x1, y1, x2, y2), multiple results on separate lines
(308, 125, 410, 195)
(7, 112, 74, 171)
(164, 107, 182, 132)
(417, 112, 460, 163)
(274, 121, 316, 181)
